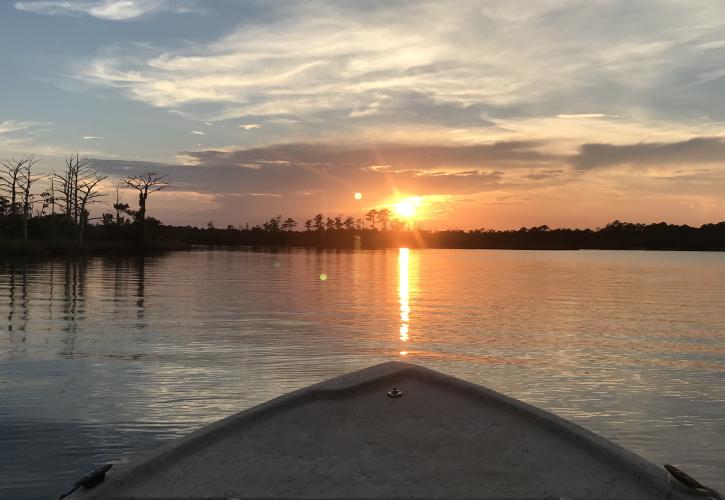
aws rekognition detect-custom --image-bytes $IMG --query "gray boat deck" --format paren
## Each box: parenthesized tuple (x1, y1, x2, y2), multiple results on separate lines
(71, 361, 702, 499)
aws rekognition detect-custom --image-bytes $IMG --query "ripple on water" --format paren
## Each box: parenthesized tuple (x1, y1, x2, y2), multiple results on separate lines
(1, 249, 724, 499)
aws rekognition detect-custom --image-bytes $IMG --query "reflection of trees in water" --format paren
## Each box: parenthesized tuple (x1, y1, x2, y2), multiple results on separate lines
(6, 265, 15, 331)
(4, 259, 87, 358)
(103, 255, 148, 329)
(60, 259, 87, 358)
(3, 255, 152, 357)
(20, 266, 28, 335)
(135, 256, 145, 325)
(6, 263, 29, 352)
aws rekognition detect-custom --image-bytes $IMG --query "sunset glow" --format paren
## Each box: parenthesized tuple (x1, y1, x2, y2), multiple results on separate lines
(394, 197, 422, 220)
(4, 3, 725, 497)
(2, 1, 725, 229)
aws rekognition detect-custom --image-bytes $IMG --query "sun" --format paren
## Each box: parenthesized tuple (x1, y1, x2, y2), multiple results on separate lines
(394, 197, 420, 219)
(395, 200, 416, 218)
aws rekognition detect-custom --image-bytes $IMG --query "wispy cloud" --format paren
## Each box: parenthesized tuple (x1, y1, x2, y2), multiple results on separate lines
(7, 1, 725, 228)
(82, 135, 107, 140)
(74, 0, 725, 138)
(14, 0, 201, 21)
(0, 120, 58, 153)
(557, 114, 614, 119)
(0, 120, 38, 135)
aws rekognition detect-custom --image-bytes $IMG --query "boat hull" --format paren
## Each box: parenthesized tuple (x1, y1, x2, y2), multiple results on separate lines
(70, 361, 703, 499)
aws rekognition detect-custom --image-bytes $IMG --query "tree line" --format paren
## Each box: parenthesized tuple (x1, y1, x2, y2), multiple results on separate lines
(2, 153, 724, 255)
(163, 219, 725, 251)
(0, 154, 168, 247)
(227, 208, 408, 233)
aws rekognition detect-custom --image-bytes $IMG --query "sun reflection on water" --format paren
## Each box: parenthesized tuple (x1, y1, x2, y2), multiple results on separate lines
(399, 248, 410, 345)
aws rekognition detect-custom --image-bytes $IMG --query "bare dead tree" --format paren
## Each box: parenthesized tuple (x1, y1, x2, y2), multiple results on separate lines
(19, 156, 41, 240)
(55, 153, 93, 226)
(77, 175, 107, 245)
(1, 156, 34, 216)
(122, 171, 169, 242)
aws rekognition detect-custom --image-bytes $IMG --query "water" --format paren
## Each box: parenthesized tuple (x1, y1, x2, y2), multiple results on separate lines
(1, 248, 724, 499)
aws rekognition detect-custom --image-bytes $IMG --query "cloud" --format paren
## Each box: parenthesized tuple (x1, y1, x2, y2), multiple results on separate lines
(89, 140, 571, 227)
(0, 120, 66, 155)
(570, 137, 725, 170)
(524, 169, 564, 181)
(0, 120, 38, 135)
(179, 141, 562, 171)
(189, 130, 205, 135)
(10, 2, 725, 228)
(82, 135, 107, 140)
(86, 137, 725, 227)
(72, 0, 725, 136)
(556, 114, 613, 119)
(14, 0, 201, 21)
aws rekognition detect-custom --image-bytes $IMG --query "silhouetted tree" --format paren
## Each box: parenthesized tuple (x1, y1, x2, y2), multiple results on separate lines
(313, 213, 324, 231)
(19, 156, 41, 240)
(38, 184, 54, 217)
(77, 174, 107, 244)
(282, 217, 297, 231)
(123, 171, 169, 242)
(56, 154, 94, 225)
(1, 156, 33, 216)
(112, 187, 130, 225)
(365, 209, 378, 229)
(377, 208, 391, 231)
(263, 215, 282, 231)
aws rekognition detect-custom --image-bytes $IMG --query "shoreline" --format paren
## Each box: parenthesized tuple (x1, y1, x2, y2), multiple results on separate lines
(2, 239, 724, 262)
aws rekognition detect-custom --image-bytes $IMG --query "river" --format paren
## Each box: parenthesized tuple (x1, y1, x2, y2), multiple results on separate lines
(1, 248, 724, 498)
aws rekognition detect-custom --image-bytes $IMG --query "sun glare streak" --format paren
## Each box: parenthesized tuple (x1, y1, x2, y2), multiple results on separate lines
(399, 248, 410, 344)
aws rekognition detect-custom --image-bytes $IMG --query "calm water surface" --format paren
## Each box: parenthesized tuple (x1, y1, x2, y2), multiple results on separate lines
(1, 248, 724, 498)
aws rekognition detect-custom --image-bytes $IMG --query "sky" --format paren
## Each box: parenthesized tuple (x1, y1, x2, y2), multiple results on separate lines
(1, 0, 725, 229)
